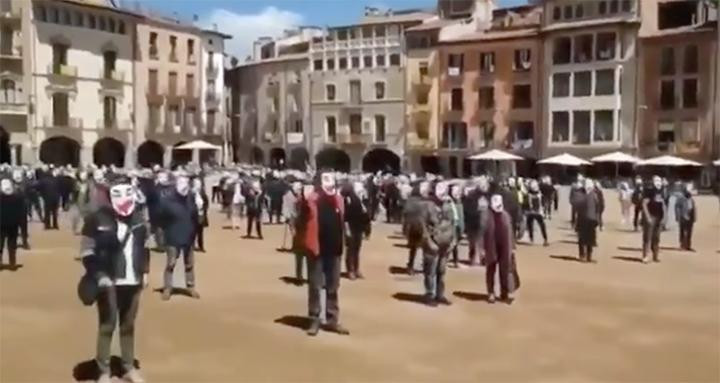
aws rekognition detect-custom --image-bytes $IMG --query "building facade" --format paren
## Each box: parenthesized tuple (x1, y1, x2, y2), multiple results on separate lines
(636, 0, 718, 185)
(27, 0, 138, 167)
(540, 0, 640, 159)
(199, 29, 231, 164)
(309, 9, 432, 173)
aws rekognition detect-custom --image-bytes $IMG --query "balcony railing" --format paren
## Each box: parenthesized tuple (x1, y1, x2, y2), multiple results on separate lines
(0, 5, 20, 20)
(0, 44, 22, 59)
(206, 91, 219, 104)
(47, 64, 78, 77)
(263, 130, 281, 143)
(406, 134, 433, 149)
(0, 100, 27, 114)
(43, 115, 83, 129)
(287, 132, 304, 144)
(102, 69, 124, 82)
(206, 64, 218, 79)
(338, 132, 371, 145)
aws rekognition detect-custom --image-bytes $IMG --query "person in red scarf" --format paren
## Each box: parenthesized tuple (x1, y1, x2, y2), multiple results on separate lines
(484, 194, 519, 304)
(297, 170, 349, 336)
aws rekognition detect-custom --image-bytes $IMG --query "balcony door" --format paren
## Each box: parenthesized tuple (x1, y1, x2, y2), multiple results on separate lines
(349, 80, 361, 104)
(349, 114, 362, 135)
(103, 51, 116, 78)
(52, 44, 68, 73)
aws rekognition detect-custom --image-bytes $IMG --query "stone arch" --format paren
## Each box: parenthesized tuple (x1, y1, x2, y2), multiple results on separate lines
(288, 147, 310, 171)
(362, 148, 400, 174)
(40, 136, 80, 167)
(269, 147, 286, 168)
(137, 140, 164, 168)
(93, 137, 125, 167)
(315, 147, 351, 173)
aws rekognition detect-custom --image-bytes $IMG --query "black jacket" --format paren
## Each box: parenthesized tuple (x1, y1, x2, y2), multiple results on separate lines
(0, 193, 25, 230)
(343, 192, 370, 235)
(158, 191, 198, 247)
(80, 207, 149, 282)
(39, 176, 61, 205)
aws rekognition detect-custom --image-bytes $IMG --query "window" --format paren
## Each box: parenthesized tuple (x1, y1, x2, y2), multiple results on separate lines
(478, 86, 494, 108)
(658, 1, 698, 30)
(36, 5, 47, 22)
(118, 21, 125, 34)
(207, 111, 216, 134)
(450, 88, 463, 110)
(148, 69, 158, 93)
(660, 47, 675, 75)
(103, 50, 116, 78)
(575, 4, 585, 18)
(63, 9, 71, 25)
(50, 7, 58, 23)
(326, 58, 335, 70)
(313, 59, 323, 71)
(168, 72, 178, 95)
(88, 14, 95, 28)
(168, 105, 180, 128)
(553, 73, 570, 97)
(593, 110, 614, 142)
(375, 82, 385, 100)
(74, 11, 83, 27)
(376, 55, 385, 67)
(553, 37, 571, 64)
(103, 96, 116, 128)
(510, 122, 534, 149)
(187, 39, 195, 63)
(512, 84, 532, 109)
(553, 6, 561, 21)
(186, 73, 194, 96)
(479, 122, 494, 148)
(657, 121, 675, 151)
(52, 43, 68, 73)
(349, 114, 362, 134)
(98, 16, 106, 31)
(416, 88, 429, 104)
(108, 18, 115, 33)
(338, 57, 348, 69)
(441, 122, 467, 149)
(621, 0, 632, 12)
(595, 69, 615, 95)
(169, 35, 177, 61)
(681, 119, 698, 143)
(375, 115, 386, 143)
(149, 105, 161, 130)
(552, 111, 569, 142)
(683, 45, 698, 74)
(362, 26, 373, 38)
(337, 29, 347, 41)
(363, 55, 372, 68)
(596, 33, 616, 61)
(448, 53, 463, 75)
(294, 119, 303, 133)
(480, 52, 495, 73)
(389, 53, 400, 66)
(149, 32, 158, 59)
(683, 79, 698, 108)
(52, 93, 69, 126)
(563, 5, 573, 19)
(574, 71, 592, 96)
(351, 56, 360, 69)
(513, 49, 531, 71)
(375, 25, 385, 38)
(572, 111, 591, 145)
(599, 1, 607, 15)
(660, 80, 675, 110)
(325, 84, 336, 101)
(1, 79, 16, 104)
(574, 34, 593, 63)
(609, 0, 619, 14)
(349, 80, 362, 104)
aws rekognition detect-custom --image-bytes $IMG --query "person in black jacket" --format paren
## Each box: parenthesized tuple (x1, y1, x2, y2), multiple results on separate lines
(539, 176, 555, 220)
(1, 179, 24, 270)
(244, 180, 264, 239)
(159, 176, 199, 300)
(79, 177, 149, 383)
(192, 177, 209, 252)
(40, 168, 61, 230)
(343, 181, 371, 280)
(524, 180, 548, 246)
(631, 177, 644, 231)
(571, 179, 600, 263)
(11, 170, 30, 249)
(266, 172, 286, 224)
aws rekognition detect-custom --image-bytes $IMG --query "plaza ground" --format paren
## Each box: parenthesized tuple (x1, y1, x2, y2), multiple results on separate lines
(1, 190, 719, 382)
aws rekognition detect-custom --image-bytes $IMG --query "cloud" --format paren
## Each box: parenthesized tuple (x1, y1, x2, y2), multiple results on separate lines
(200, 6, 304, 61)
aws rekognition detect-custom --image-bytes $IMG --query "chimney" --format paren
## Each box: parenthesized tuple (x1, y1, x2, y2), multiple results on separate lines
(472, 0, 497, 32)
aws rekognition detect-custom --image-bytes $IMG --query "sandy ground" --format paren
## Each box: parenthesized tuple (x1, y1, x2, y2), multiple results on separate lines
(1, 189, 719, 383)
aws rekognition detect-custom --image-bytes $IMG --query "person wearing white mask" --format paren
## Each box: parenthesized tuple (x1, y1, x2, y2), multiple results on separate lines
(78, 176, 150, 383)
(448, 184, 465, 268)
(158, 176, 200, 300)
(402, 181, 432, 275)
(192, 178, 209, 253)
(343, 181, 371, 280)
(297, 169, 349, 336)
(244, 180, 265, 239)
(675, 182, 696, 251)
(524, 180, 548, 246)
(641, 175, 667, 263)
(483, 194, 517, 304)
(572, 179, 600, 263)
(1, 178, 24, 270)
(11, 170, 30, 248)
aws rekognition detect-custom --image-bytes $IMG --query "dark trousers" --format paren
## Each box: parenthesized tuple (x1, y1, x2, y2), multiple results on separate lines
(633, 205, 643, 230)
(270, 200, 282, 224)
(345, 231, 363, 276)
(642, 219, 662, 260)
(486, 257, 509, 299)
(246, 213, 262, 238)
(423, 250, 449, 299)
(577, 220, 597, 260)
(679, 220, 694, 250)
(542, 198, 553, 219)
(526, 214, 547, 242)
(0, 229, 19, 266)
(164, 246, 195, 289)
(28, 196, 43, 221)
(19, 214, 28, 245)
(451, 227, 463, 265)
(153, 227, 165, 250)
(43, 202, 58, 229)
(407, 245, 419, 270)
(294, 251, 305, 280)
(96, 285, 141, 374)
(195, 226, 205, 251)
(307, 254, 340, 325)
(61, 193, 71, 211)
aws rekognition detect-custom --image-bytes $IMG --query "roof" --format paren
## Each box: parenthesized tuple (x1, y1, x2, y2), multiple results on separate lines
(641, 22, 718, 39)
(445, 27, 540, 43)
(234, 53, 308, 68)
(406, 17, 459, 32)
(56, 0, 142, 18)
(541, 16, 641, 32)
(330, 10, 434, 29)
(202, 29, 233, 39)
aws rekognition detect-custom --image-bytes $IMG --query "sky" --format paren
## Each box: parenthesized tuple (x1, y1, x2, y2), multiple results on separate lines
(124, 0, 529, 60)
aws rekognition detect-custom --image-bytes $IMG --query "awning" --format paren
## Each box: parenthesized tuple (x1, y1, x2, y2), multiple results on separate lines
(590, 151, 640, 164)
(637, 155, 702, 167)
(538, 153, 591, 167)
(174, 140, 222, 150)
(467, 149, 523, 161)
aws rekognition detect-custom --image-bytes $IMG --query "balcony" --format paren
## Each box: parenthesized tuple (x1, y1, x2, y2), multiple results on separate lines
(43, 115, 83, 129)
(0, 99, 27, 115)
(266, 80, 279, 95)
(149, 46, 159, 60)
(47, 64, 77, 77)
(96, 118, 131, 130)
(263, 130, 282, 144)
(362, 38, 374, 47)
(206, 91, 220, 106)
(0, 44, 22, 60)
(387, 36, 400, 46)
(206, 64, 218, 79)
(100, 69, 125, 90)
(338, 132, 371, 146)
(0, 5, 21, 22)
(287, 132, 304, 145)
(146, 88, 164, 105)
(406, 133, 434, 150)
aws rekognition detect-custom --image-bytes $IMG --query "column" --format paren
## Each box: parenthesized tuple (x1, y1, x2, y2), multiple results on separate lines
(163, 145, 173, 168)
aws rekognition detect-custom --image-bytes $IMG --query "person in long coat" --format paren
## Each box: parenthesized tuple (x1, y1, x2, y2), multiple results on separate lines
(1, 178, 24, 270)
(192, 178, 209, 253)
(484, 194, 517, 304)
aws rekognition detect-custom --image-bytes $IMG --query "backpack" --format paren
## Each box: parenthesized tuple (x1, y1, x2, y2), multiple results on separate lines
(431, 202, 456, 249)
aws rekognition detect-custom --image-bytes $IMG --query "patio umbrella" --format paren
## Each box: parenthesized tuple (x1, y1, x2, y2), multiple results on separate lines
(637, 155, 702, 167)
(467, 149, 523, 177)
(538, 153, 591, 166)
(591, 151, 640, 180)
(713, 159, 720, 166)
(175, 140, 222, 150)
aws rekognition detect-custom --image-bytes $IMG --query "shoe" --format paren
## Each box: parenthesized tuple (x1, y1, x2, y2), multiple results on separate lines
(326, 323, 350, 335)
(188, 288, 201, 299)
(642, 257, 650, 264)
(424, 295, 438, 307)
(355, 272, 365, 279)
(543, 241, 549, 247)
(500, 296, 514, 305)
(436, 296, 452, 306)
(653, 257, 660, 263)
(487, 294, 496, 304)
(21, 243, 30, 250)
(307, 320, 321, 336)
(123, 368, 146, 383)
(406, 267, 415, 276)
(97, 373, 112, 383)
(258, 236, 264, 240)
(348, 273, 356, 281)
(161, 289, 172, 301)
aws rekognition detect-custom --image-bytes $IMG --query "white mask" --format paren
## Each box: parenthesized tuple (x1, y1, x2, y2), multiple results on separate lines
(321, 172, 336, 195)
(157, 172, 169, 185)
(192, 178, 203, 192)
(353, 181, 365, 198)
(292, 182, 302, 195)
(303, 184, 314, 199)
(419, 182, 430, 198)
(176, 177, 190, 196)
(78, 171, 88, 182)
(507, 178, 516, 188)
(530, 180, 539, 192)
(110, 184, 136, 216)
(93, 171, 104, 183)
(584, 179, 595, 193)
(490, 194, 504, 213)
(1, 179, 13, 195)
(435, 182, 448, 199)
(478, 177, 489, 193)
(652, 176, 662, 190)
(451, 186, 462, 200)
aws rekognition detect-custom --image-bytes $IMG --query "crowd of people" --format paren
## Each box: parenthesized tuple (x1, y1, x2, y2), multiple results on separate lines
(0, 161, 704, 383)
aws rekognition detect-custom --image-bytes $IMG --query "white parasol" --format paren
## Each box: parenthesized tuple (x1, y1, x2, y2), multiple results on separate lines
(637, 155, 702, 167)
(713, 159, 720, 166)
(590, 151, 640, 163)
(175, 140, 222, 150)
(467, 149, 523, 161)
(538, 153, 591, 167)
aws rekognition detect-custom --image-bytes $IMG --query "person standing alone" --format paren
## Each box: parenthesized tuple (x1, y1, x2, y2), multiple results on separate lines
(642, 176, 666, 263)
(675, 183, 696, 252)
